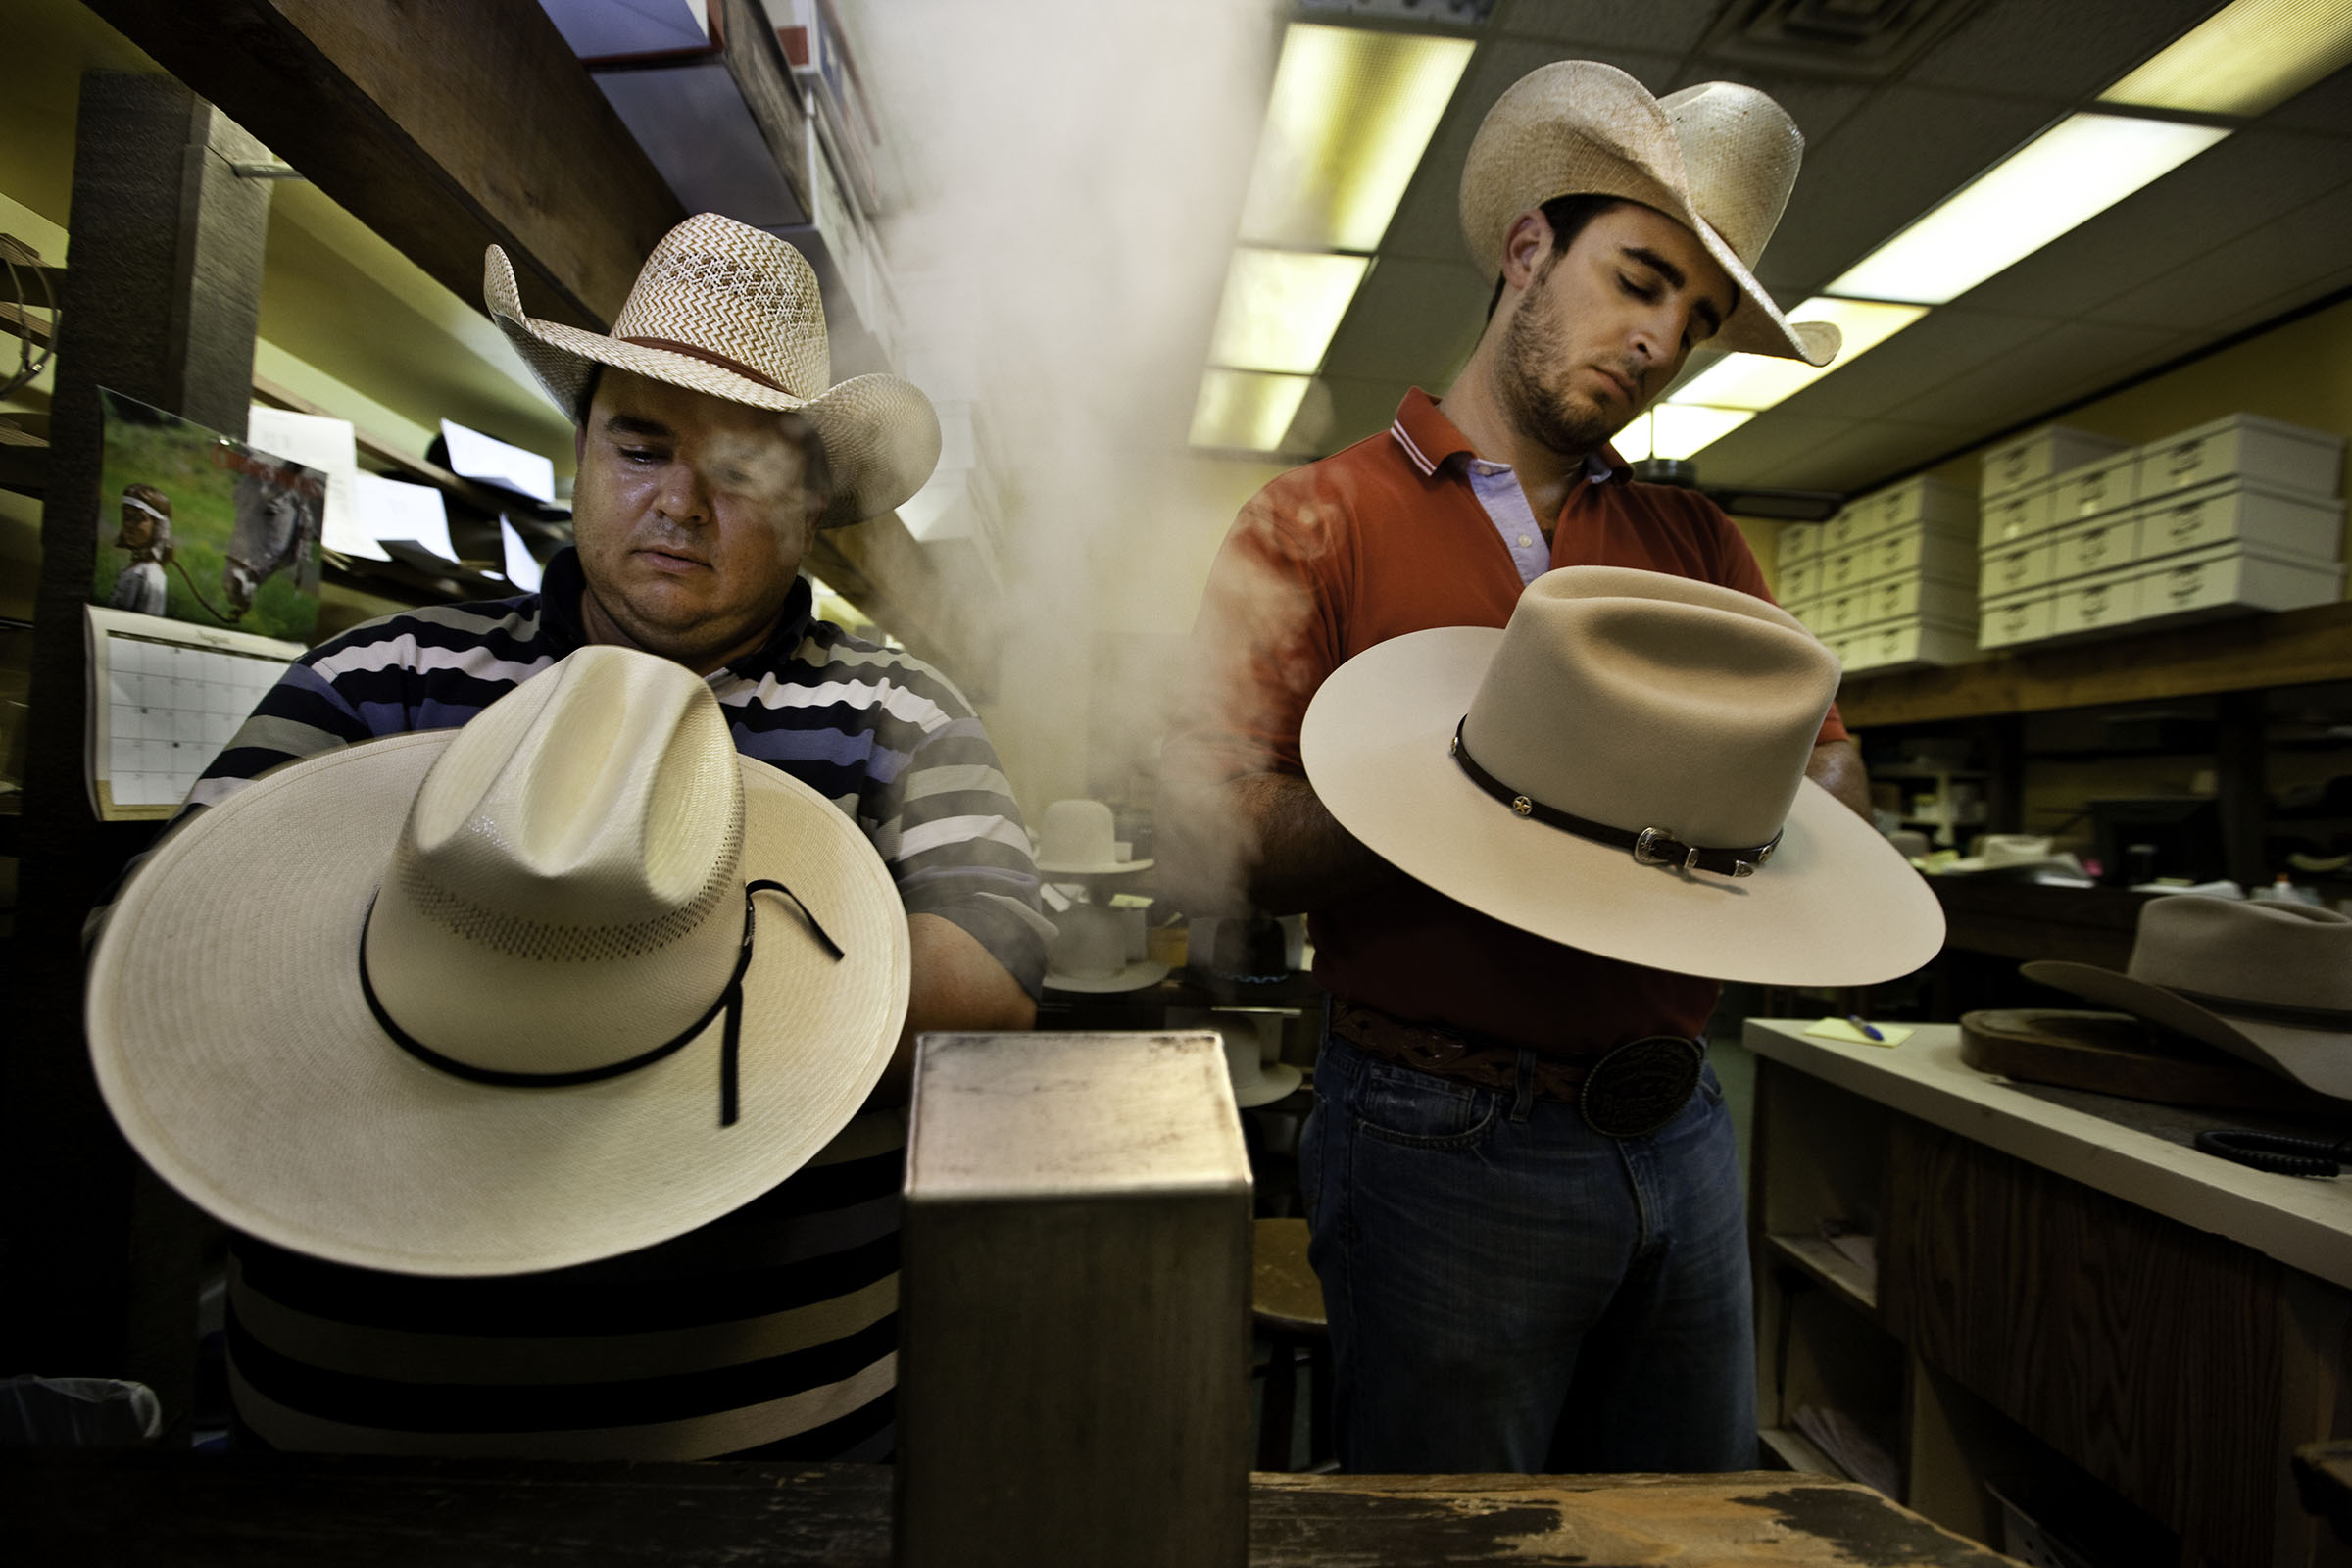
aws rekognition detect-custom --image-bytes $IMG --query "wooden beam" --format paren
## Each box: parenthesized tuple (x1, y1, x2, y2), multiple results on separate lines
(1838, 600, 2352, 727)
(82, 0, 686, 328)
(716, 0, 813, 220)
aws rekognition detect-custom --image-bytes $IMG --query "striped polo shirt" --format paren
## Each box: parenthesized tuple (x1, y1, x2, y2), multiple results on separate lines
(178, 546, 1048, 1461)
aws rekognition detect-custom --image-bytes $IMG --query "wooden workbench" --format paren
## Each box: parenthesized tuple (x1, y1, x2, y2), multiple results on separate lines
(1744, 1018, 2352, 1567)
(3, 1454, 2014, 1565)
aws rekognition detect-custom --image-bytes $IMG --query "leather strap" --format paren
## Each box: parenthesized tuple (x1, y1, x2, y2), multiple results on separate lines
(1450, 717, 1781, 879)
(2166, 986, 2352, 1032)
(1329, 999, 1591, 1102)
(620, 336, 793, 396)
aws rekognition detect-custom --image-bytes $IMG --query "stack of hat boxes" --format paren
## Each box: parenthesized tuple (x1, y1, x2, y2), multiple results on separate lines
(1776, 478, 1980, 674)
(1976, 416, 2345, 652)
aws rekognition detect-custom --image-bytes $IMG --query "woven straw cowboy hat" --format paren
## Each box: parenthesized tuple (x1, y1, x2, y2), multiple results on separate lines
(1299, 566, 1942, 985)
(485, 213, 942, 527)
(2026, 898, 2352, 1102)
(87, 646, 910, 1276)
(1461, 61, 1840, 367)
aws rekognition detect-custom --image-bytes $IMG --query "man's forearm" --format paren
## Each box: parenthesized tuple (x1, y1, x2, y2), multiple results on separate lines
(1159, 770, 1396, 917)
(1807, 737, 1872, 820)
(871, 912, 1036, 1102)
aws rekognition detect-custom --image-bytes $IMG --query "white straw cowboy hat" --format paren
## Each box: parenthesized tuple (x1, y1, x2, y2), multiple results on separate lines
(1299, 566, 1942, 985)
(1461, 61, 1840, 367)
(2026, 898, 2352, 1102)
(87, 646, 910, 1276)
(485, 212, 942, 527)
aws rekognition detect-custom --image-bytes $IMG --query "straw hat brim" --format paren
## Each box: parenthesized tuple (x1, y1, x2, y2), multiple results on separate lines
(1045, 958, 1171, 994)
(2022, 960, 2352, 1101)
(1300, 626, 1942, 985)
(88, 732, 910, 1277)
(485, 247, 942, 528)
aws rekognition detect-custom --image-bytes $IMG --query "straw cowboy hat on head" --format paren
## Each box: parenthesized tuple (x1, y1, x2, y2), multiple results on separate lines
(1299, 566, 1943, 985)
(87, 646, 910, 1277)
(485, 212, 942, 527)
(1461, 60, 1840, 368)
(2026, 897, 2352, 1102)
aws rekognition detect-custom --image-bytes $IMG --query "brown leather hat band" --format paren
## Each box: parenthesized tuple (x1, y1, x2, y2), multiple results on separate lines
(620, 336, 792, 397)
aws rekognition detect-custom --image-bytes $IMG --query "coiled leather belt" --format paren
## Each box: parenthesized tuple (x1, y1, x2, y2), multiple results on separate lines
(1329, 998, 1704, 1140)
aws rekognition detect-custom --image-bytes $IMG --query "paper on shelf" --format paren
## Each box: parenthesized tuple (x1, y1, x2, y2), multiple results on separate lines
(441, 419, 555, 503)
(246, 405, 387, 562)
(354, 472, 459, 564)
(1804, 1017, 1915, 1047)
(499, 517, 544, 592)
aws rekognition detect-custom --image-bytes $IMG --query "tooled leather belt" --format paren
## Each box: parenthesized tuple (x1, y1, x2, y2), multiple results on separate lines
(1328, 998, 1704, 1140)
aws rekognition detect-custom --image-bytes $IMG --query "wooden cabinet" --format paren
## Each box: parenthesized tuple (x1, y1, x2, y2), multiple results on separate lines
(1745, 1020, 2352, 1567)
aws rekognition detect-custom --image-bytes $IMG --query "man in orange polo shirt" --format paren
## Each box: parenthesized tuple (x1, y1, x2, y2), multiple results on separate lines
(1163, 63, 1873, 1473)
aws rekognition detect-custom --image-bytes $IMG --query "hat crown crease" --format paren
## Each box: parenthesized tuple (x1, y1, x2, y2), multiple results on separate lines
(612, 217, 831, 399)
(2131, 897, 2352, 1012)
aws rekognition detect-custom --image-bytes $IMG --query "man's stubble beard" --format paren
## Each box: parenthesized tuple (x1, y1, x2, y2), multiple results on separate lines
(1495, 263, 1621, 460)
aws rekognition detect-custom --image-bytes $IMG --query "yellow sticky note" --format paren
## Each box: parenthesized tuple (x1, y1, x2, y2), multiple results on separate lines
(1804, 1017, 1913, 1047)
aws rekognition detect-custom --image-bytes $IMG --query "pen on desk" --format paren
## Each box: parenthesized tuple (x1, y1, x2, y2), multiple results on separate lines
(1846, 1014, 1885, 1042)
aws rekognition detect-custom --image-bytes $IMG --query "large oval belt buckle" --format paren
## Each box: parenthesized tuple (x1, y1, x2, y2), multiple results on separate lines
(1579, 1036, 1705, 1140)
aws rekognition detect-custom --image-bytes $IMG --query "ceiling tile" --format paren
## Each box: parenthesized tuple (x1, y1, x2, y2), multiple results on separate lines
(1317, 375, 1412, 456)
(1320, 256, 1488, 382)
(1682, 413, 1857, 488)
(1902, 0, 2218, 103)
(1755, 85, 2073, 299)
(1882, 318, 2180, 430)
(2199, 267, 2352, 343)
(1380, 39, 1685, 263)
(1494, 0, 1724, 55)
(2260, 66, 2352, 136)
(2086, 186, 2352, 331)
(1663, 65, 1873, 150)
(1956, 128, 2352, 320)
(1769, 307, 2050, 423)
(1727, 417, 1977, 495)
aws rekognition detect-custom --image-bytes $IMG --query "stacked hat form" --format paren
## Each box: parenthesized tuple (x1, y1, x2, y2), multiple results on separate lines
(87, 646, 910, 1276)
(1033, 798, 1152, 878)
(1045, 901, 1169, 994)
(1217, 1012, 1302, 1108)
(1300, 565, 1944, 985)
(2026, 896, 2352, 1102)
(1459, 61, 1841, 367)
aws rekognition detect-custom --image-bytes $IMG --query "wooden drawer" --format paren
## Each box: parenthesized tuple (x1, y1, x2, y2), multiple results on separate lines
(2050, 567, 2138, 637)
(1977, 590, 2053, 650)
(2048, 448, 2140, 525)
(1977, 482, 2055, 550)
(1777, 523, 1824, 570)
(1839, 616, 1980, 674)
(1979, 540, 2055, 599)
(1980, 423, 2132, 501)
(2048, 514, 2140, 583)
(2131, 476, 2344, 565)
(2132, 541, 2346, 625)
(2137, 413, 2344, 502)
(1863, 525, 1975, 585)
(1853, 573, 1975, 628)
(1781, 557, 1821, 603)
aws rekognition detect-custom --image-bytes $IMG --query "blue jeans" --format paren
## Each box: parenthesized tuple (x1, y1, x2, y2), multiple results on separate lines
(1300, 1031, 1754, 1474)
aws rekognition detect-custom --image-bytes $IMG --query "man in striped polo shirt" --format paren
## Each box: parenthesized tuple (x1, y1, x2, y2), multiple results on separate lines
(176, 216, 1046, 1460)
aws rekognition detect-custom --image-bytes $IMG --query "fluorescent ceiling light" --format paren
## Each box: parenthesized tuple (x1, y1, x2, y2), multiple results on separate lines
(1667, 299, 1929, 412)
(2101, 0, 2352, 118)
(1827, 114, 2230, 306)
(1613, 412, 1654, 463)
(1208, 248, 1372, 374)
(1191, 369, 1313, 451)
(1650, 405, 1753, 461)
(1240, 24, 1475, 252)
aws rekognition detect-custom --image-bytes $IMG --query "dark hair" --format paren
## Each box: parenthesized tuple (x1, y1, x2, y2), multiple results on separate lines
(572, 364, 604, 425)
(1484, 192, 1629, 320)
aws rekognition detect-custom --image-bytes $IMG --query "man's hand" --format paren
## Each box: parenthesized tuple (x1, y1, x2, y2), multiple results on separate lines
(1807, 737, 1872, 821)
(870, 913, 1036, 1104)
(1158, 771, 1396, 918)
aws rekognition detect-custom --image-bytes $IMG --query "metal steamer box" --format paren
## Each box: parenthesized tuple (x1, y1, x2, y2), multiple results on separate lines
(897, 1032, 1253, 1568)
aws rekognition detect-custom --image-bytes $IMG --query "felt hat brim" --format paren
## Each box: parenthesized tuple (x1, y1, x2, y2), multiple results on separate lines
(1045, 959, 1171, 995)
(485, 247, 942, 528)
(1300, 626, 1943, 986)
(87, 733, 910, 1277)
(2022, 960, 2352, 1102)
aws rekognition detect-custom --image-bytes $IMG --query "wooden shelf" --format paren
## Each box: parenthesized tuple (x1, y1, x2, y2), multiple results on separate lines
(1838, 600, 2352, 727)
(1767, 1232, 1880, 1316)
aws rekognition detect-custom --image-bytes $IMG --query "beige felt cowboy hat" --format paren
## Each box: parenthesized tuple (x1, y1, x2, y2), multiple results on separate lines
(1299, 566, 1942, 985)
(2026, 897, 2352, 1102)
(1045, 902, 1170, 994)
(1033, 798, 1152, 877)
(87, 646, 910, 1276)
(485, 212, 941, 527)
(1461, 61, 1840, 367)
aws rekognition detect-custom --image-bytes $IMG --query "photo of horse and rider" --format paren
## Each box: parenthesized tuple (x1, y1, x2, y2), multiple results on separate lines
(90, 388, 325, 644)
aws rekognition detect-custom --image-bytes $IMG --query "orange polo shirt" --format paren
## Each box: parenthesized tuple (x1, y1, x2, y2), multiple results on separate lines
(1166, 389, 1847, 1057)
